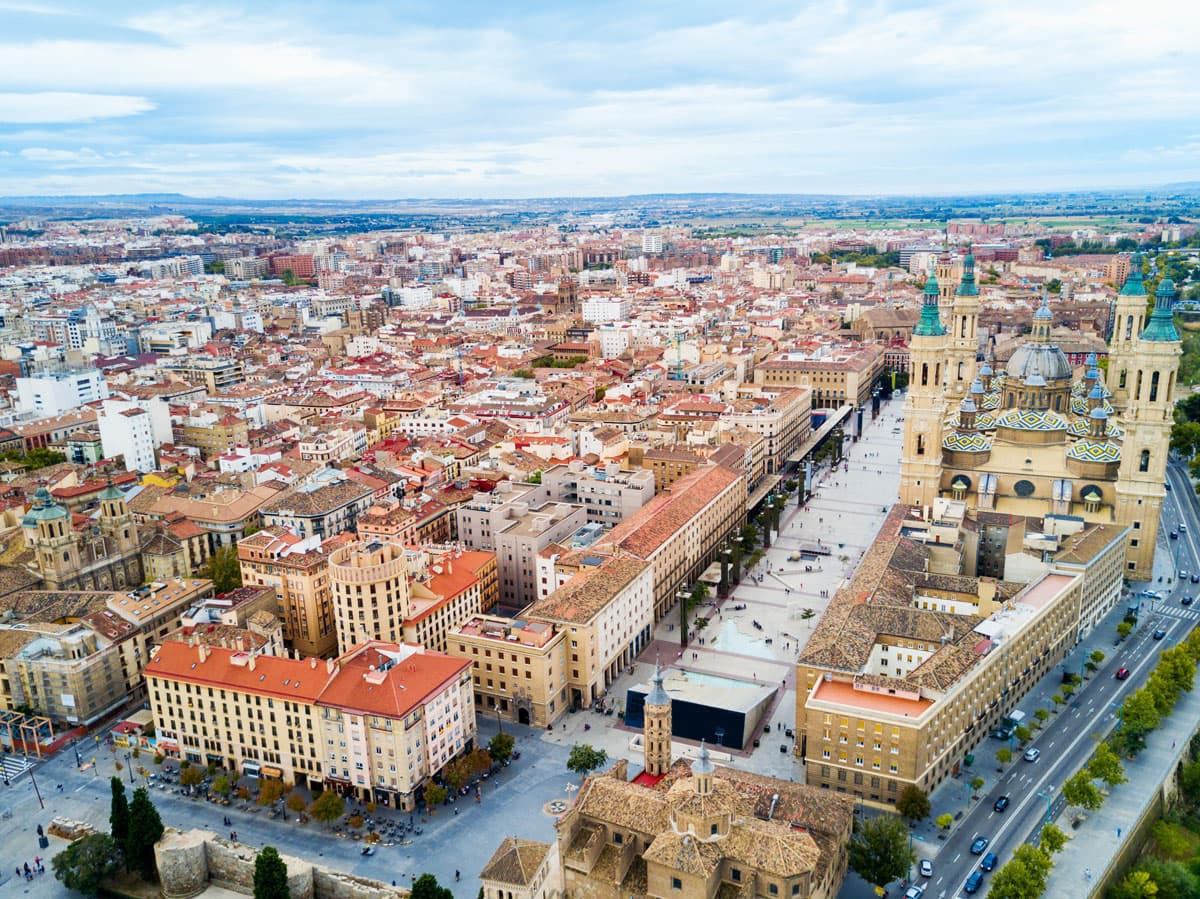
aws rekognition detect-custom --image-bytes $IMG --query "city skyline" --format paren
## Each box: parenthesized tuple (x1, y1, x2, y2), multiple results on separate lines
(2, 0, 1199, 199)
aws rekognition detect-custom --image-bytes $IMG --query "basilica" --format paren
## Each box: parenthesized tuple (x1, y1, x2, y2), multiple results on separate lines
(900, 253, 1180, 580)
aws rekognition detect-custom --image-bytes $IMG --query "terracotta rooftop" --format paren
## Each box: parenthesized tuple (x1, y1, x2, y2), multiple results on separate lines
(524, 557, 649, 624)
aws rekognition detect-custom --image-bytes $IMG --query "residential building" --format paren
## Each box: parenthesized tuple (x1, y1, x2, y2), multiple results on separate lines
(405, 547, 499, 652)
(160, 355, 246, 393)
(138, 483, 283, 548)
(261, 474, 376, 541)
(178, 408, 250, 459)
(582, 297, 631, 323)
(145, 640, 474, 809)
(98, 406, 156, 472)
(238, 529, 339, 658)
(494, 501, 589, 608)
(537, 461, 655, 526)
(754, 345, 885, 410)
(15, 367, 110, 415)
(329, 540, 412, 654)
(449, 614, 568, 727)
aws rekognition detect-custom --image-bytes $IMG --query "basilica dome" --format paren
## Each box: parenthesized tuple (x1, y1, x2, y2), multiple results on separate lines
(1005, 341, 1073, 383)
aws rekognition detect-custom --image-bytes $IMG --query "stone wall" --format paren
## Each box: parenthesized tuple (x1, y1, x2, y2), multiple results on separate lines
(154, 828, 409, 899)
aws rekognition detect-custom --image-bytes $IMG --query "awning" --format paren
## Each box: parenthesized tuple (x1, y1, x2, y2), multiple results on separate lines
(260, 766, 283, 779)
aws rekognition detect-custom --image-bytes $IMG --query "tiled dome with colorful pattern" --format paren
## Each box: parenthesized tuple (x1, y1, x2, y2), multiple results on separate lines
(944, 432, 993, 452)
(1068, 417, 1123, 439)
(994, 408, 1070, 431)
(1067, 440, 1122, 462)
(945, 412, 997, 431)
(1071, 396, 1115, 416)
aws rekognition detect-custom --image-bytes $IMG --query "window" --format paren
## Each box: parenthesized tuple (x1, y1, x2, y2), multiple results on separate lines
(672, 878, 682, 891)
(1140, 450, 1150, 472)
(770, 885, 779, 896)
(731, 869, 741, 883)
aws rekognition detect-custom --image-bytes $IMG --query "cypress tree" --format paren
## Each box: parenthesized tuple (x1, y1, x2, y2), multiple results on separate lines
(253, 846, 291, 899)
(126, 787, 165, 881)
(109, 777, 130, 846)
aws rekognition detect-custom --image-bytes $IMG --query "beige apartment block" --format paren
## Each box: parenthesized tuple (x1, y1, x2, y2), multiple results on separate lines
(329, 540, 412, 654)
(238, 529, 339, 658)
(145, 639, 474, 810)
(404, 547, 499, 652)
(754, 345, 884, 410)
(450, 614, 568, 727)
(537, 461, 655, 526)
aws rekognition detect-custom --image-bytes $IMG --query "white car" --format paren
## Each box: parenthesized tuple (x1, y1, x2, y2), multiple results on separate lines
(904, 885, 925, 899)
(919, 859, 934, 877)
(1024, 747, 1041, 762)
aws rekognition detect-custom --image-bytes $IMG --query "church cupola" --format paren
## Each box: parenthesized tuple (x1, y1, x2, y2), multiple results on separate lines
(1087, 383, 1105, 412)
(914, 272, 946, 337)
(1141, 278, 1180, 343)
(959, 397, 978, 432)
(978, 363, 993, 392)
(1089, 406, 1109, 439)
(692, 741, 715, 797)
(956, 249, 979, 297)
(1031, 291, 1054, 342)
(1120, 253, 1145, 296)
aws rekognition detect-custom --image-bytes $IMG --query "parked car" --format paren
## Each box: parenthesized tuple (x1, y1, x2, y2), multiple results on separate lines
(1024, 747, 1041, 762)
(993, 795, 1010, 813)
(1154, 628, 1168, 640)
(971, 837, 989, 855)
(964, 871, 984, 893)
(919, 859, 934, 878)
(1115, 666, 1131, 680)
(981, 852, 998, 872)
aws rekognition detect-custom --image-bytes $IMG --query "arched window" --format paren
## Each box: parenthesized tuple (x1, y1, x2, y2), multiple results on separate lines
(921, 363, 929, 387)
(1125, 316, 1133, 340)
(917, 435, 925, 456)
(1150, 371, 1160, 402)
(1140, 449, 1150, 473)
(1135, 370, 1143, 402)
(1119, 369, 1127, 389)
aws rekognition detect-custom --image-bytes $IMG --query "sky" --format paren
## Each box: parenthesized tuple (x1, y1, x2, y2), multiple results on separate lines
(0, 0, 1198, 199)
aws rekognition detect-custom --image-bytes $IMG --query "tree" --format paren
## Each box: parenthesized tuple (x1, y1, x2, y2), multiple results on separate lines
(1172, 421, 1200, 458)
(567, 744, 608, 777)
(847, 814, 915, 890)
(1110, 870, 1160, 899)
(286, 791, 308, 814)
(1118, 621, 1134, 641)
(969, 776, 985, 797)
(1051, 692, 1065, 710)
(996, 747, 1013, 766)
(110, 777, 130, 847)
(935, 813, 953, 832)
(1123, 688, 1163, 747)
(53, 833, 123, 896)
(1137, 859, 1199, 899)
(1039, 823, 1067, 855)
(257, 778, 286, 806)
(988, 846, 1053, 899)
(1062, 771, 1104, 810)
(1088, 742, 1128, 788)
(424, 783, 447, 811)
(443, 760, 468, 791)
(1180, 758, 1200, 804)
(1015, 725, 1032, 744)
(411, 873, 454, 899)
(180, 766, 204, 789)
(1034, 708, 1050, 726)
(253, 846, 291, 899)
(309, 790, 345, 825)
(199, 544, 243, 594)
(212, 775, 231, 798)
(126, 787, 165, 881)
(895, 784, 931, 823)
(488, 732, 515, 764)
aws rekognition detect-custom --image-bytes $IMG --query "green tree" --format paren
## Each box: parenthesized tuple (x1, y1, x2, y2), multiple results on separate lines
(527, 470, 542, 485)
(126, 786, 165, 881)
(567, 744, 608, 777)
(1172, 421, 1200, 458)
(309, 790, 345, 825)
(935, 813, 953, 832)
(410, 873, 454, 899)
(1119, 621, 1134, 641)
(253, 846, 291, 899)
(988, 845, 1053, 899)
(996, 747, 1013, 766)
(180, 766, 205, 789)
(969, 776, 985, 796)
(895, 784, 931, 823)
(1180, 759, 1200, 803)
(212, 775, 231, 797)
(1088, 742, 1128, 788)
(286, 791, 308, 814)
(1034, 708, 1050, 726)
(1039, 823, 1067, 855)
(1137, 859, 1199, 899)
(424, 783, 447, 811)
(199, 544, 243, 594)
(1063, 771, 1104, 810)
(847, 814, 915, 890)
(1052, 692, 1066, 709)
(1123, 688, 1163, 747)
(1160, 646, 1196, 695)
(488, 732, 515, 764)
(1110, 869, 1160, 899)
(53, 832, 123, 896)
(110, 777, 130, 846)
(1015, 725, 1032, 744)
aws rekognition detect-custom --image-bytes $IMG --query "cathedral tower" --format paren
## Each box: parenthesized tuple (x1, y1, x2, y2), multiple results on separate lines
(947, 251, 980, 397)
(98, 478, 139, 557)
(21, 487, 81, 590)
(899, 273, 949, 511)
(1115, 277, 1181, 578)
(1107, 253, 1147, 411)
(643, 662, 673, 776)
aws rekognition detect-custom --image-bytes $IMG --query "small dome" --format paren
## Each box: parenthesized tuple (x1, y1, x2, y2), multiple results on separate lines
(1024, 373, 1047, 387)
(1158, 277, 1176, 297)
(970, 378, 986, 395)
(960, 397, 977, 413)
(1088, 384, 1104, 400)
(1033, 302, 1053, 320)
(1085, 352, 1098, 367)
(1090, 407, 1109, 420)
(21, 486, 67, 525)
(692, 741, 715, 777)
(979, 363, 993, 377)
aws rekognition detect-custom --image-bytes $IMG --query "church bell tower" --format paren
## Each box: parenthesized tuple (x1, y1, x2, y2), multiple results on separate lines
(899, 273, 949, 511)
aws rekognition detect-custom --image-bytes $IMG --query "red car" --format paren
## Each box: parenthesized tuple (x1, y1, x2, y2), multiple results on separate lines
(1115, 666, 1131, 680)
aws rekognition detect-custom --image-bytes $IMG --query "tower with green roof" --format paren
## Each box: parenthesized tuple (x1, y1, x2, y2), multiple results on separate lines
(900, 269, 950, 510)
(1108, 252, 1148, 409)
(947, 250, 981, 397)
(1113, 273, 1181, 579)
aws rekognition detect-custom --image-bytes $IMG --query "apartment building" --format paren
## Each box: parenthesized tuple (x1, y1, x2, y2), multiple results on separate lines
(15, 368, 110, 416)
(536, 461, 654, 526)
(404, 547, 499, 652)
(260, 476, 376, 541)
(139, 483, 284, 548)
(594, 463, 746, 621)
(160, 355, 246, 393)
(97, 406, 156, 472)
(145, 640, 474, 809)
(755, 345, 885, 410)
(719, 386, 812, 474)
(449, 615, 567, 727)
(524, 557, 653, 710)
(177, 409, 250, 459)
(329, 540, 412, 654)
(494, 501, 589, 608)
(237, 529, 338, 658)
(796, 506, 1091, 807)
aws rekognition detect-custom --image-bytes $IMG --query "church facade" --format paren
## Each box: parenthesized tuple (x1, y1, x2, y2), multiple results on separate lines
(899, 253, 1180, 580)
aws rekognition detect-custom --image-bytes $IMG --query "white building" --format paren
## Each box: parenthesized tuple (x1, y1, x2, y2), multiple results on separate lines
(97, 406, 156, 472)
(15, 368, 110, 416)
(100, 397, 173, 446)
(642, 233, 663, 254)
(581, 297, 631, 324)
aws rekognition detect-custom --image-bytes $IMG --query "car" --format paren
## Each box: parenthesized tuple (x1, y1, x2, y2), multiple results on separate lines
(993, 795, 1010, 812)
(1182, 523, 1189, 533)
(1191, 574, 1198, 584)
(1154, 628, 1168, 640)
(1184, 596, 1195, 606)
(980, 852, 999, 872)
(1181, 570, 1189, 580)
(1166, 481, 1173, 492)
(970, 837, 990, 855)
(964, 871, 984, 893)
(919, 859, 934, 878)
(1115, 666, 1131, 680)
(1171, 531, 1179, 540)
(1024, 747, 1041, 762)
(903, 885, 924, 899)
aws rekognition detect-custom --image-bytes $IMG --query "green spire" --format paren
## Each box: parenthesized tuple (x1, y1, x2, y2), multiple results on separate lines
(956, 251, 979, 297)
(914, 272, 946, 337)
(1119, 253, 1145, 296)
(1141, 277, 1179, 342)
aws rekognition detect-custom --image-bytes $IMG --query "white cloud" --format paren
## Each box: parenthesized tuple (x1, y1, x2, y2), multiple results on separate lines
(0, 91, 153, 123)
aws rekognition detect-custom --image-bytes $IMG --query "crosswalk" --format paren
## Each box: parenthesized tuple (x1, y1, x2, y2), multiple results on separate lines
(1150, 603, 1200, 623)
(0, 754, 34, 782)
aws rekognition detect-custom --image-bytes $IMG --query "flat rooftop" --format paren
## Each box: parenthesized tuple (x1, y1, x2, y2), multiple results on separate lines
(810, 678, 934, 718)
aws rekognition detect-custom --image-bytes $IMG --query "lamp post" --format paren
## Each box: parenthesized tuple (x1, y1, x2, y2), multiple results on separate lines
(73, 738, 82, 769)
(1036, 786, 1055, 825)
(26, 757, 44, 810)
(677, 590, 691, 650)
(124, 752, 134, 784)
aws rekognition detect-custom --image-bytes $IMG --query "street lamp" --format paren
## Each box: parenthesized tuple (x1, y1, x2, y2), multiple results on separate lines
(73, 738, 82, 769)
(1110, 701, 1124, 727)
(124, 752, 134, 784)
(1036, 786, 1055, 825)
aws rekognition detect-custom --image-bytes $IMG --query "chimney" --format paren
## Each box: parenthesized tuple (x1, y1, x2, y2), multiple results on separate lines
(327, 658, 336, 674)
(248, 653, 256, 671)
(310, 656, 318, 669)
(197, 643, 208, 663)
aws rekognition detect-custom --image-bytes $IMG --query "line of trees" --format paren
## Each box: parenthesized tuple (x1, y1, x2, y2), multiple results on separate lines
(53, 777, 165, 895)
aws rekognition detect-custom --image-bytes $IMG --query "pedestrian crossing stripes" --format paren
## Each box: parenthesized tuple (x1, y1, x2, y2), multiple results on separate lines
(0, 754, 34, 782)
(1152, 604, 1200, 622)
